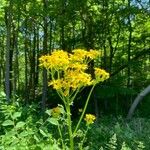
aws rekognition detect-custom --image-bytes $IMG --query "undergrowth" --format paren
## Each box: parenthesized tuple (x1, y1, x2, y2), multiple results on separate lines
(0, 93, 149, 149)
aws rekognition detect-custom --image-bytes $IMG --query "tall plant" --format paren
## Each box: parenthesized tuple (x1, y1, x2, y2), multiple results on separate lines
(39, 49, 109, 150)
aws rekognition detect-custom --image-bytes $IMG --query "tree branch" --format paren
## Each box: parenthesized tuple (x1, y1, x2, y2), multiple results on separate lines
(110, 48, 150, 77)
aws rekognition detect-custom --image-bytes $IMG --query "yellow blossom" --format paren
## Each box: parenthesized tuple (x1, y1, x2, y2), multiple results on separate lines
(87, 49, 101, 59)
(39, 50, 69, 70)
(39, 49, 109, 96)
(94, 68, 110, 82)
(72, 49, 88, 59)
(70, 49, 100, 63)
(39, 55, 51, 69)
(65, 70, 92, 89)
(69, 63, 87, 71)
(48, 79, 63, 90)
(84, 114, 96, 125)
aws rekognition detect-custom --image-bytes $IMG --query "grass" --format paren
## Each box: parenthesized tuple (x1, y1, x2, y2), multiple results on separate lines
(87, 116, 150, 149)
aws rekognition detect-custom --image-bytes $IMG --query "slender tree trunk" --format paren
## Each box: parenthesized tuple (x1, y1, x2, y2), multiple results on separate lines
(35, 27, 40, 86)
(29, 27, 36, 100)
(13, 3, 21, 94)
(5, 1, 12, 102)
(24, 18, 29, 103)
(42, 0, 48, 113)
(60, 0, 66, 50)
(127, 85, 150, 120)
(127, 0, 132, 87)
(0, 38, 5, 88)
(1, 36, 5, 89)
(108, 35, 114, 75)
(49, 20, 52, 52)
(11, 24, 16, 98)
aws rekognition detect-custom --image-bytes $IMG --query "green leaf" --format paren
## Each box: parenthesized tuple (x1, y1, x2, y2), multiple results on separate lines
(15, 121, 25, 128)
(12, 112, 21, 119)
(39, 129, 48, 137)
(45, 109, 51, 116)
(2, 120, 14, 126)
(47, 118, 58, 126)
(34, 135, 40, 142)
(20, 131, 29, 137)
(0, 91, 6, 97)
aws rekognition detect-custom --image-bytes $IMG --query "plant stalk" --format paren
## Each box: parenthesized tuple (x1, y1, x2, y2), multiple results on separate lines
(73, 84, 95, 136)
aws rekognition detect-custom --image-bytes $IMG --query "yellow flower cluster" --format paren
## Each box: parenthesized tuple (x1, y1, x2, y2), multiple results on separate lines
(49, 70, 92, 95)
(84, 114, 96, 125)
(39, 49, 109, 95)
(87, 49, 100, 59)
(94, 68, 110, 82)
(70, 49, 100, 63)
(69, 63, 87, 71)
(39, 50, 69, 70)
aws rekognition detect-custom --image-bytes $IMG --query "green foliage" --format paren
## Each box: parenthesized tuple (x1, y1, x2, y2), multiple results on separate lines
(0, 101, 62, 150)
(0, 99, 149, 150)
(87, 116, 149, 150)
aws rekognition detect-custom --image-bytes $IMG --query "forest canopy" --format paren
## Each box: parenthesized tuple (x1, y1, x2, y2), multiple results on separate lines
(0, 0, 149, 113)
(0, 0, 150, 149)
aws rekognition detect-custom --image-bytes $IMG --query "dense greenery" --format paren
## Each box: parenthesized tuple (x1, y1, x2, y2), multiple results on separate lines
(0, 0, 150, 149)
(0, 96, 149, 149)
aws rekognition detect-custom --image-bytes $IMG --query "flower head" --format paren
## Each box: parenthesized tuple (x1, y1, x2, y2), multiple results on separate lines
(87, 49, 101, 59)
(84, 114, 96, 125)
(39, 49, 109, 97)
(94, 68, 110, 82)
(39, 50, 69, 70)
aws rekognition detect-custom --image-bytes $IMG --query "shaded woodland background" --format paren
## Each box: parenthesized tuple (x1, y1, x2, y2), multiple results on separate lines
(0, 0, 150, 117)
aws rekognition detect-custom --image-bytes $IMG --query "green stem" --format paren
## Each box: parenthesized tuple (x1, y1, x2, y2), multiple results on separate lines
(66, 99, 74, 150)
(73, 84, 96, 136)
(58, 123, 65, 150)
(70, 88, 80, 103)
(79, 126, 89, 150)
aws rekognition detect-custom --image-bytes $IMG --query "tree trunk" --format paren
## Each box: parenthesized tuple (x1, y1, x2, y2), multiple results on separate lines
(127, 0, 132, 87)
(42, 0, 48, 113)
(127, 85, 150, 120)
(5, 1, 12, 102)
(24, 17, 29, 103)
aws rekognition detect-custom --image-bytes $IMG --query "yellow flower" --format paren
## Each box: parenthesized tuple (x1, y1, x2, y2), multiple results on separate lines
(65, 70, 92, 89)
(84, 114, 96, 125)
(87, 49, 100, 59)
(94, 68, 110, 82)
(70, 49, 88, 63)
(39, 49, 109, 96)
(48, 79, 63, 90)
(39, 50, 69, 70)
(69, 63, 87, 71)
(39, 55, 51, 69)
(72, 49, 88, 58)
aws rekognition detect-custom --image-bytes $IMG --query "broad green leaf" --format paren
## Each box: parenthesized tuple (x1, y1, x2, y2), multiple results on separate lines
(2, 120, 14, 126)
(26, 129, 34, 135)
(47, 118, 58, 126)
(20, 131, 29, 137)
(15, 121, 25, 128)
(12, 112, 21, 119)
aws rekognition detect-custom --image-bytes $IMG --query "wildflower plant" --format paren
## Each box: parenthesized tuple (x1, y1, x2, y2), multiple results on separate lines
(39, 49, 109, 150)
